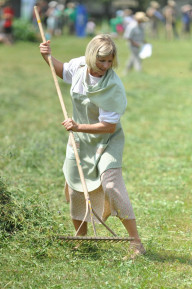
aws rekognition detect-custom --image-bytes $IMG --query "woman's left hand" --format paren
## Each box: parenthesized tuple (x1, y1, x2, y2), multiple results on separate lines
(61, 118, 79, 132)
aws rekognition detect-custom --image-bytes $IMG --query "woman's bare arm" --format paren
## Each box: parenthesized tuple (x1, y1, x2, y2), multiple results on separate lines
(62, 118, 116, 134)
(39, 40, 63, 79)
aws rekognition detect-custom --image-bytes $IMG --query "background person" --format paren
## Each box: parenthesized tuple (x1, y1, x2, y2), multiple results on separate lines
(1, 0, 14, 44)
(163, 0, 179, 40)
(85, 18, 96, 37)
(39, 34, 146, 259)
(123, 8, 135, 31)
(45, 1, 59, 38)
(0, 0, 10, 45)
(146, 1, 165, 38)
(64, 2, 76, 35)
(123, 11, 149, 73)
(181, 4, 192, 37)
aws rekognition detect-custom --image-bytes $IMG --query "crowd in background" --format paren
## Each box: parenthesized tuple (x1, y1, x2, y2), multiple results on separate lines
(32, 0, 192, 41)
(0, 0, 192, 45)
(0, 0, 95, 44)
(110, 0, 192, 40)
(32, 0, 95, 39)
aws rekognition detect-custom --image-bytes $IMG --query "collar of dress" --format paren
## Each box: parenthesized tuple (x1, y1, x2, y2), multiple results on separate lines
(77, 65, 127, 115)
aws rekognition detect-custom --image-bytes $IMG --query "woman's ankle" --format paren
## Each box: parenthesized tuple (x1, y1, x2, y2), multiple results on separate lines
(130, 237, 141, 244)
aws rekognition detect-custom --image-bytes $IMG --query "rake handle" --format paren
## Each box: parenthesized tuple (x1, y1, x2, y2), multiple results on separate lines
(34, 6, 68, 120)
(34, 6, 97, 236)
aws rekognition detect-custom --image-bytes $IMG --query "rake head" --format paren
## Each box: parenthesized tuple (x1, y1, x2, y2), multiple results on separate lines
(58, 235, 134, 243)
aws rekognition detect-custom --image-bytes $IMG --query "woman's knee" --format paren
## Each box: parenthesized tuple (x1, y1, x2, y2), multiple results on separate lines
(102, 181, 116, 194)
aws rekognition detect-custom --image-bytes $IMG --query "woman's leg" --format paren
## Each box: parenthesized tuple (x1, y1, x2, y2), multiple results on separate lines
(121, 218, 146, 258)
(101, 168, 145, 257)
(72, 219, 87, 236)
(67, 185, 88, 236)
(71, 219, 87, 249)
(121, 218, 140, 242)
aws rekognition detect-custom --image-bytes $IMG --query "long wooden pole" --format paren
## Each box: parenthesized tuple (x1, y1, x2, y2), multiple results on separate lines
(34, 6, 97, 236)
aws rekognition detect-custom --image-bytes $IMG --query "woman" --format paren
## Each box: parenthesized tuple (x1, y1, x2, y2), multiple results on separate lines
(39, 34, 145, 258)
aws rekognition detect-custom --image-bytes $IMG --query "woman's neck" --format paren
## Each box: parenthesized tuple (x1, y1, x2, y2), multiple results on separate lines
(88, 68, 103, 78)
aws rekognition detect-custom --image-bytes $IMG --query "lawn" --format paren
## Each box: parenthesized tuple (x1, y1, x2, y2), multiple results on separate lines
(0, 33, 192, 289)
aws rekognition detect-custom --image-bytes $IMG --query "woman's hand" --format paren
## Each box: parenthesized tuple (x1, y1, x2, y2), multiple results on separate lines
(39, 40, 63, 78)
(39, 40, 51, 55)
(62, 118, 79, 132)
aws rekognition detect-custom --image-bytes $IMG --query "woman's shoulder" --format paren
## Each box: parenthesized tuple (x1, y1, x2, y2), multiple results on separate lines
(69, 56, 86, 68)
(66, 56, 86, 75)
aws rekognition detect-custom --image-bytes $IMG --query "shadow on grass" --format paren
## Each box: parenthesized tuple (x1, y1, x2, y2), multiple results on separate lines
(71, 243, 103, 260)
(61, 241, 192, 264)
(145, 250, 192, 265)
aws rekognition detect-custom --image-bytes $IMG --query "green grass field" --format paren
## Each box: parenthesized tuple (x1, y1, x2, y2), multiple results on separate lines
(0, 34, 192, 289)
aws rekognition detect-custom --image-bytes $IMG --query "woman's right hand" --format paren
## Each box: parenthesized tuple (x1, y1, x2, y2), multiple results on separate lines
(39, 40, 51, 55)
(39, 39, 64, 79)
(61, 118, 79, 132)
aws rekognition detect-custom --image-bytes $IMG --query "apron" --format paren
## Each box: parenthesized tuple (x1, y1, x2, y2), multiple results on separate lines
(63, 65, 127, 192)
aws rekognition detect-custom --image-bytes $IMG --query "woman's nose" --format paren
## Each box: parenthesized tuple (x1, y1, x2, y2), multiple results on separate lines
(103, 62, 110, 69)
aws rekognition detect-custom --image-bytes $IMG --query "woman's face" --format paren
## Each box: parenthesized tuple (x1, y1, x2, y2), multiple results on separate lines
(90, 54, 113, 77)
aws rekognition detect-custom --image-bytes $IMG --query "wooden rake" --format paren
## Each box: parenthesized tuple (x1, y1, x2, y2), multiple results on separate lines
(34, 6, 133, 243)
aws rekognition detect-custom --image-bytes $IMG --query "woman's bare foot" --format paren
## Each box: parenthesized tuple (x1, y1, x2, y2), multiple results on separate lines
(123, 242, 146, 260)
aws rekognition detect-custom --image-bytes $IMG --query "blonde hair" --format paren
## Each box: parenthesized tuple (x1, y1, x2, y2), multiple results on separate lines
(85, 34, 118, 72)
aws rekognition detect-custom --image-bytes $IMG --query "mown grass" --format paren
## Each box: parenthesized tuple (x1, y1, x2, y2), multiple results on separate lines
(0, 34, 192, 289)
